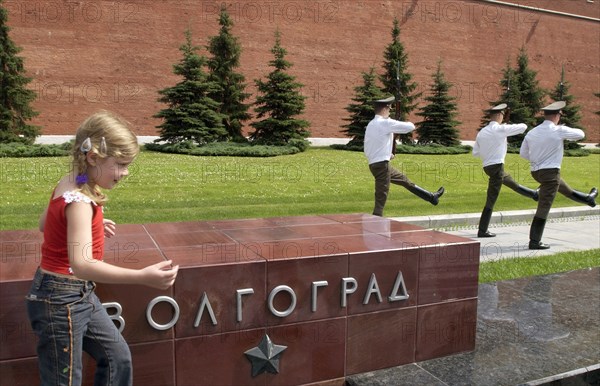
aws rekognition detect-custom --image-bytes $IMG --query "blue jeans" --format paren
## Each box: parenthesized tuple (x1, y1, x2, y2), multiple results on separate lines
(26, 268, 132, 386)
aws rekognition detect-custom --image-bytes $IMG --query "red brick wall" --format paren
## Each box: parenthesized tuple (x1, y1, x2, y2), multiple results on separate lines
(4, 0, 599, 142)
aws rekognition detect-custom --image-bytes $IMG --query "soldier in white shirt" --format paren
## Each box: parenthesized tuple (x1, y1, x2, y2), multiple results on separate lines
(520, 101, 597, 249)
(364, 96, 444, 217)
(473, 103, 539, 238)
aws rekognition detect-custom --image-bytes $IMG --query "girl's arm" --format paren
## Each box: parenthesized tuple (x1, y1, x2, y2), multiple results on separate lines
(39, 206, 48, 232)
(66, 202, 178, 289)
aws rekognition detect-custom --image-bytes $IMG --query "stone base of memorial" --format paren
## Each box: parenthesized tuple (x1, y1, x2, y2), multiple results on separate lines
(0, 214, 479, 385)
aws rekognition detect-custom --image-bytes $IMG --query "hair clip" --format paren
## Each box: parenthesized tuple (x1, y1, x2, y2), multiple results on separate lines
(80, 137, 92, 154)
(100, 137, 107, 154)
(75, 173, 88, 185)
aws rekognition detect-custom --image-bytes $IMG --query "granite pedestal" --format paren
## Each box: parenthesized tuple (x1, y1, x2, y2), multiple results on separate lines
(347, 268, 600, 385)
(0, 214, 479, 385)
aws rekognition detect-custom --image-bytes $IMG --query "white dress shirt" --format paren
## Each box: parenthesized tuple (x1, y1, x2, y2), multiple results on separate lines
(364, 115, 415, 165)
(520, 120, 584, 171)
(473, 121, 527, 167)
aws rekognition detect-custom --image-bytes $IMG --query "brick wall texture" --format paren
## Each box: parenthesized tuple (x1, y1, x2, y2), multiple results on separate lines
(4, 0, 599, 142)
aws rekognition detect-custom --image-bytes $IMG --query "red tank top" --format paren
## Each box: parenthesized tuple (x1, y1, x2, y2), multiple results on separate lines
(41, 191, 105, 275)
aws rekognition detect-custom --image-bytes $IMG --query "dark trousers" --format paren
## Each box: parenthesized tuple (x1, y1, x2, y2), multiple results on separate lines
(369, 161, 415, 216)
(483, 163, 521, 209)
(531, 168, 574, 219)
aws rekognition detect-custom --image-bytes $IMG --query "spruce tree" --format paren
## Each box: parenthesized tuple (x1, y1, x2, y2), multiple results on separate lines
(379, 18, 421, 144)
(482, 61, 527, 127)
(483, 49, 546, 148)
(415, 61, 460, 146)
(206, 5, 251, 142)
(550, 66, 585, 149)
(509, 46, 546, 147)
(250, 30, 310, 145)
(154, 28, 226, 145)
(341, 67, 385, 148)
(0, 1, 39, 144)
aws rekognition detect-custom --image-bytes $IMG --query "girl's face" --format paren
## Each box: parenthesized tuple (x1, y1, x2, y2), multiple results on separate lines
(88, 155, 134, 189)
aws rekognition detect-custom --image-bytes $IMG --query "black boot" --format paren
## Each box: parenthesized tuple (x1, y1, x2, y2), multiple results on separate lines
(568, 187, 597, 207)
(516, 185, 539, 202)
(477, 207, 496, 237)
(407, 185, 445, 205)
(529, 216, 550, 250)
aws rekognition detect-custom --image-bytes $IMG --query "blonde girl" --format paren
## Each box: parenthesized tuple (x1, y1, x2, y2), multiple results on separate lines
(27, 111, 179, 385)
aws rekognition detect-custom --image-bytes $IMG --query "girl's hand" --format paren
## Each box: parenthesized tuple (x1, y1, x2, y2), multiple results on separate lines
(140, 260, 179, 290)
(104, 219, 116, 238)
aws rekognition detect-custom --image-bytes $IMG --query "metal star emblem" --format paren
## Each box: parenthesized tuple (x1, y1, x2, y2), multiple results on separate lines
(244, 334, 287, 377)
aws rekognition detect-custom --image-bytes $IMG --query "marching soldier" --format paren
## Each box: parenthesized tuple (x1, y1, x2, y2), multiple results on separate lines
(473, 103, 539, 237)
(520, 101, 598, 249)
(364, 96, 444, 217)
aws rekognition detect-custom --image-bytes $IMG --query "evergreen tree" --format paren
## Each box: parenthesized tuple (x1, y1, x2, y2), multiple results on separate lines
(415, 61, 461, 146)
(482, 61, 527, 127)
(483, 48, 546, 148)
(379, 18, 421, 144)
(550, 65, 585, 149)
(341, 67, 385, 148)
(206, 5, 251, 142)
(509, 46, 546, 147)
(0, 1, 39, 144)
(154, 28, 226, 145)
(250, 30, 310, 145)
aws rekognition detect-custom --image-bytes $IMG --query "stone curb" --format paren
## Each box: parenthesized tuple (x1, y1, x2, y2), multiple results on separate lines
(390, 206, 600, 229)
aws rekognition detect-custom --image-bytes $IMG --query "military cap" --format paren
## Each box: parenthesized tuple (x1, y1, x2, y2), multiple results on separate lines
(542, 101, 566, 112)
(373, 96, 395, 104)
(489, 103, 507, 112)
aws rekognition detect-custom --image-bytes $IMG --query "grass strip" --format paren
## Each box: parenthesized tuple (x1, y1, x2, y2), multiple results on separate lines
(479, 248, 600, 283)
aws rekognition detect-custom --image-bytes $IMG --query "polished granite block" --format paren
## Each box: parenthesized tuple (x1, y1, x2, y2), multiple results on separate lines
(417, 242, 480, 305)
(173, 260, 268, 338)
(143, 221, 216, 234)
(175, 318, 346, 386)
(1, 230, 43, 273)
(0, 357, 39, 386)
(103, 231, 164, 253)
(415, 299, 478, 361)
(176, 320, 347, 386)
(0, 341, 176, 386)
(0, 229, 44, 243)
(348, 218, 426, 235)
(83, 340, 175, 386)
(175, 327, 267, 386)
(319, 213, 383, 224)
(348, 268, 599, 386)
(242, 237, 349, 261)
(149, 230, 236, 249)
(0, 215, 481, 385)
(346, 308, 418, 375)
(94, 281, 175, 344)
(0, 279, 37, 360)
(207, 215, 339, 230)
(267, 318, 346, 385)
(347, 249, 419, 314)
(265, 255, 348, 326)
(93, 247, 174, 344)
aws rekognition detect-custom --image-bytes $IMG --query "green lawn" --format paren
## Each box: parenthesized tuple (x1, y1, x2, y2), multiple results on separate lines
(479, 249, 600, 283)
(1, 148, 598, 230)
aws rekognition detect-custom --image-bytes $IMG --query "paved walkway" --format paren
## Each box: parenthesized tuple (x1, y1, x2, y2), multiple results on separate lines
(392, 206, 600, 262)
